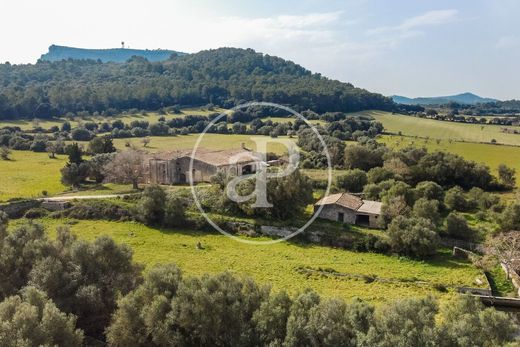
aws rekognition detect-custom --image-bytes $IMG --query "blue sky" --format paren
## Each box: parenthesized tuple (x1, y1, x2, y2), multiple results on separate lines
(2, 0, 519, 99)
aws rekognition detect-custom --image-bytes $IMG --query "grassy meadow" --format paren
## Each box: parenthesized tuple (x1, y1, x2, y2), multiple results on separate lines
(0, 151, 67, 201)
(358, 110, 520, 146)
(112, 134, 294, 154)
(16, 218, 485, 304)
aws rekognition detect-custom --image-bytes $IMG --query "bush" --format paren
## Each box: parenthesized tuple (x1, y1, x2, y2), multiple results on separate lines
(136, 185, 166, 225)
(387, 216, 439, 258)
(57, 200, 132, 221)
(445, 212, 475, 241)
(71, 128, 93, 141)
(23, 208, 49, 219)
(444, 186, 467, 212)
(335, 169, 367, 193)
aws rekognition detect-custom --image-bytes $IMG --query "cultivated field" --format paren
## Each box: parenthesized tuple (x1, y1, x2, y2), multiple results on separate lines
(358, 111, 520, 146)
(23, 218, 485, 303)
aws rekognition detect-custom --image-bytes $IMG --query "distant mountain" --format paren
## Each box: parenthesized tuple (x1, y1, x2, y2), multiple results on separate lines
(391, 92, 498, 105)
(40, 45, 186, 63)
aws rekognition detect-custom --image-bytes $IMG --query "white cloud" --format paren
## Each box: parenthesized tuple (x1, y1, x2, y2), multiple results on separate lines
(367, 9, 458, 37)
(496, 36, 520, 49)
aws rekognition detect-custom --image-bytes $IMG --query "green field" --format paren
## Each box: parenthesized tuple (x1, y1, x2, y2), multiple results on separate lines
(379, 135, 520, 180)
(112, 134, 293, 154)
(0, 150, 137, 202)
(0, 151, 67, 201)
(358, 110, 520, 146)
(0, 107, 223, 131)
(21, 218, 484, 303)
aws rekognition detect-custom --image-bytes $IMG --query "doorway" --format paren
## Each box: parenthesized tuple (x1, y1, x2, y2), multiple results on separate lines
(337, 212, 344, 222)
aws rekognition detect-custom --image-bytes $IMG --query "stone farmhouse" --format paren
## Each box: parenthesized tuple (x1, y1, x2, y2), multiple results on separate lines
(144, 147, 260, 184)
(314, 192, 382, 228)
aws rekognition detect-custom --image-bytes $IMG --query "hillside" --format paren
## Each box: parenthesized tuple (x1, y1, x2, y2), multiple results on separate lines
(392, 92, 497, 105)
(0, 48, 394, 119)
(40, 44, 186, 63)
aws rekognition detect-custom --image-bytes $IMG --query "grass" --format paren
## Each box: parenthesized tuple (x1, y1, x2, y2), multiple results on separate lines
(487, 266, 516, 297)
(0, 151, 137, 202)
(0, 151, 67, 201)
(356, 110, 520, 146)
(17, 218, 486, 303)
(379, 134, 520, 181)
(0, 107, 223, 131)
(111, 134, 294, 155)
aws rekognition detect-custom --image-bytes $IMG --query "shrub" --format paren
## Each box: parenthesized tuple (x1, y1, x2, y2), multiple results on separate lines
(24, 208, 49, 219)
(444, 186, 467, 212)
(136, 185, 166, 225)
(335, 169, 368, 193)
(387, 216, 439, 258)
(445, 212, 475, 241)
(56, 200, 132, 221)
(71, 128, 93, 141)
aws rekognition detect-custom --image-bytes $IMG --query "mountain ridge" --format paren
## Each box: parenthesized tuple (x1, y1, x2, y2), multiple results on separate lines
(392, 92, 498, 105)
(40, 44, 187, 63)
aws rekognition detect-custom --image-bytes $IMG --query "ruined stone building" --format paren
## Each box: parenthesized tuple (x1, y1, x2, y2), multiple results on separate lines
(144, 148, 260, 184)
(314, 192, 382, 228)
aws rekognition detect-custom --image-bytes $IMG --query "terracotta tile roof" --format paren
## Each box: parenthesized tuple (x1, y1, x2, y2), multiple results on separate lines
(357, 200, 383, 215)
(315, 192, 381, 215)
(147, 148, 259, 167)
(315, 192, 363, 211)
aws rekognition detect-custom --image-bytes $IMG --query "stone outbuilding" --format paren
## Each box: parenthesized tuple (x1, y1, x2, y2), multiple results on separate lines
(314, 192, 383, 228)
(144, 148, 260, 184)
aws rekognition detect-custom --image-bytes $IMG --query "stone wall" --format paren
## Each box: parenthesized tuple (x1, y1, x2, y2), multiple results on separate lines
(501, 263, 520, 297)
(315, 204, 357, 224)
(0, 200, 41, 218)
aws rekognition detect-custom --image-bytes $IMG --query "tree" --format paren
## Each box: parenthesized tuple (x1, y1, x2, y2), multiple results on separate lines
(60, 162, 89, 187)
(344, 145, 385, 171)
(88, 136, 116, 155)
(437, 295, 517, 347)
(0, 146, 11, 160)
(485, 232, 520, 279)
(11, 225, 143, 341)
(103, 149, 144, 189)
(335, 169, 368, 193)
(141, 136, 151, 147)
(234, 169, 314, 219)
(306, 298, 359, 347)
(387, 216, 439, 257)
(284, 289, 321, 347)
(367, 167, 394, 184)
(498, 163, 516, 188)
(444, 186, 467, 212)
(136, 185, 166, 225)
(106, 263, 183, 346)
(380, 195, 410, 227)
(363, 296, 438, 347)
(46, 141, 58, 158)
(0, 287, 84, 347)
(498, 202, 520, 231)
(88, 153, 115, 183)
(413, 198, 441, 226)
(445, 212, 475, 241)
(252, 291, 292, 346)
(164, 193, 186, 227)
(414, 181, 444, 202)
(65, 143, 84, 165)
(71, 128, 93, 141)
